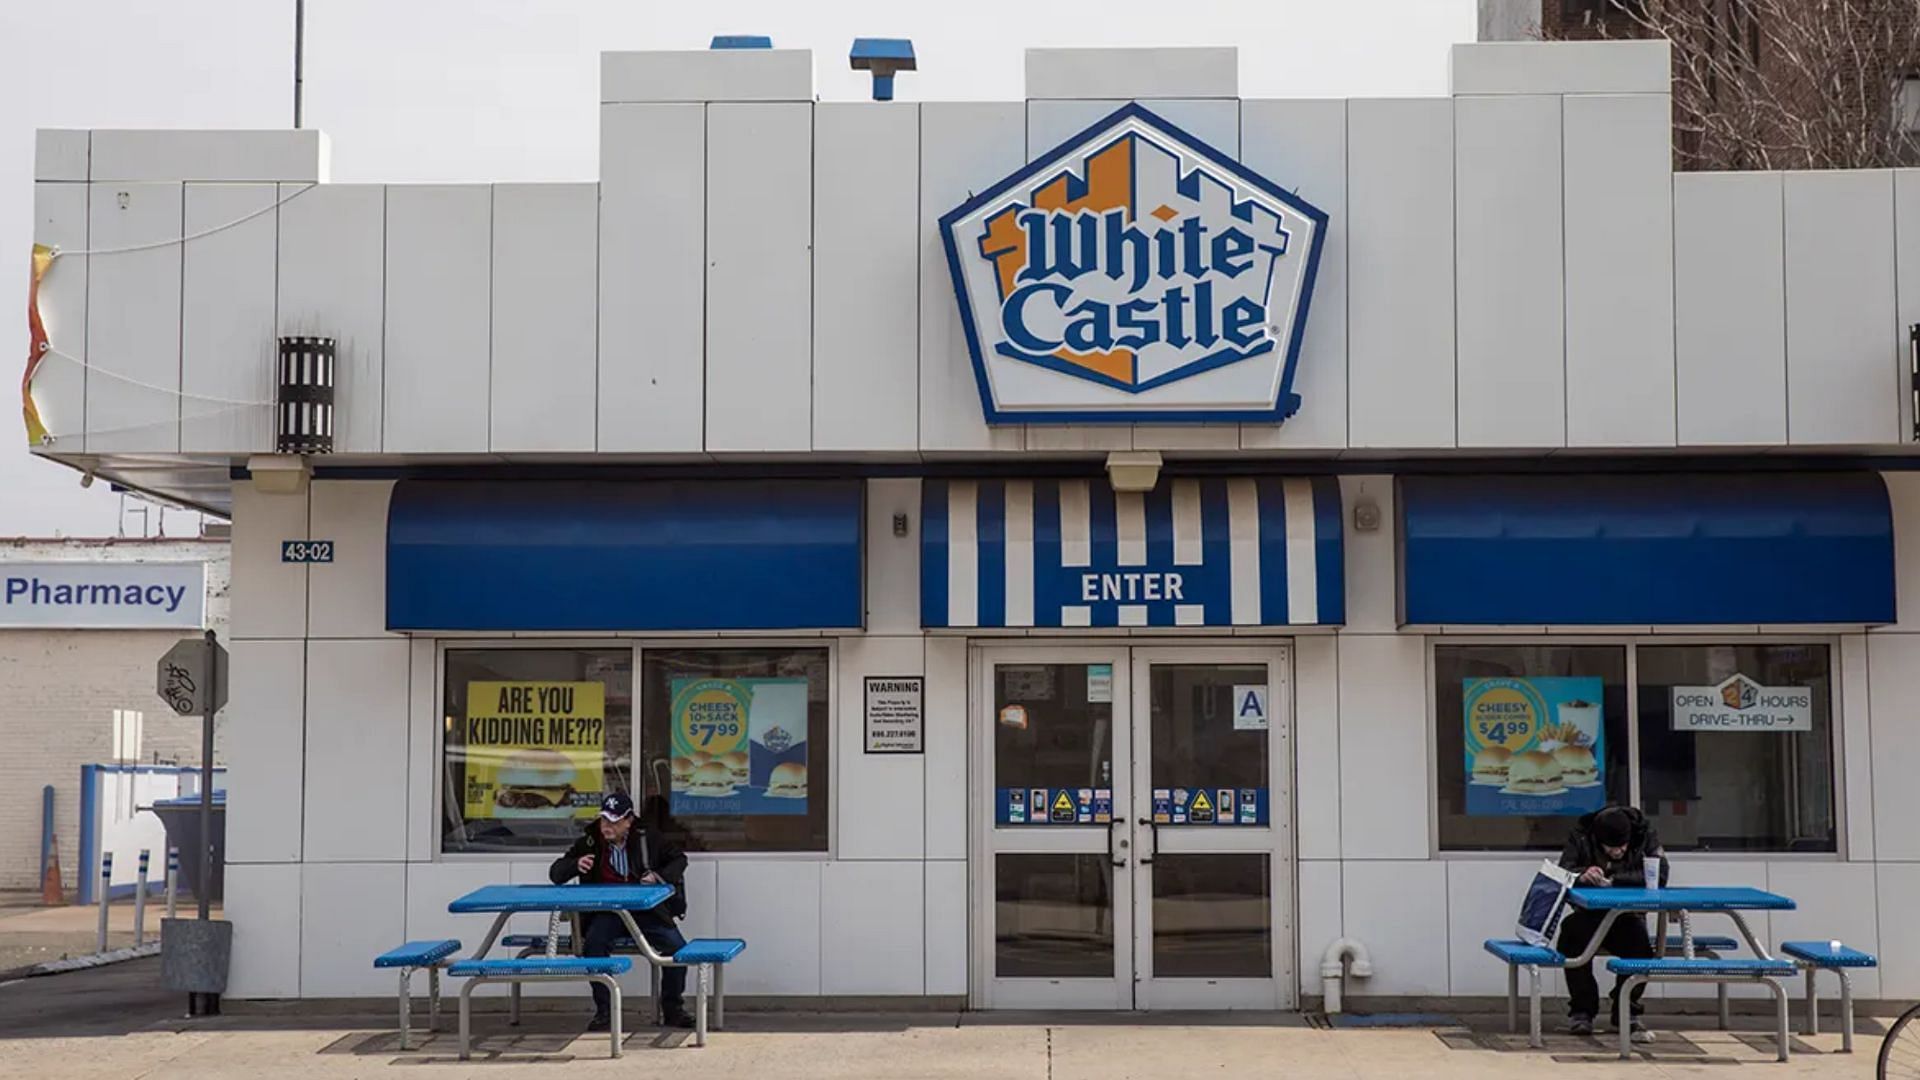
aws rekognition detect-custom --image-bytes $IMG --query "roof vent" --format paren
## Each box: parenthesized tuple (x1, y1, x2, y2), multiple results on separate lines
(710, 35, 773, 50)
(850, 38, 916, 100)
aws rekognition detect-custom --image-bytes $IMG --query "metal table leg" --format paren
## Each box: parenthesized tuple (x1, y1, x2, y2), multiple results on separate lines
(1528, 966, 1542, 1050)
(1618, 975, 1643, 1060)
(715, 964, 726, 1031)
(458, 975, 483, 1062)
(1718, 983, 1730, 1031)
(509, 980, 521, 1026)
(1507, 965, 1518, 1033)
(1804, 967, 1819, 1036)
(1765, 975, 1790, 1062)
(694, 963, 709, 1048)
(428, 965, 441, 1033)
(1839, 970, 1854, 1053)
(398, 969, 414, 1050)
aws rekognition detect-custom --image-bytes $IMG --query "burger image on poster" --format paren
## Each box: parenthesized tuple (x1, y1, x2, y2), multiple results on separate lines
(748, 680, 809, 788)
(683, 761, 736, 798)
(670, 756, 694, 787)
(765, 761, 808, 800)
(1471, 745, 1512, 786)
(1502, 750, 1565, 797)
(721, 750, 749, 784)
(1554, 745, 1600, 788)
(492, 747, 578, 818)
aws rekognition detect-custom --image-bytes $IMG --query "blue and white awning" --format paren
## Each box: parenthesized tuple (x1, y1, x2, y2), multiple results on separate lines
(922, 477, 1344, 629)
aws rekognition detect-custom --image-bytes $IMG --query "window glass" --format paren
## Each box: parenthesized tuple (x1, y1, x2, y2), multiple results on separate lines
(1435, 645, 1629, 851)
(442, 648, 632, 854)
(1635, 644, 1836, 853)
(640, 648, 830, 852)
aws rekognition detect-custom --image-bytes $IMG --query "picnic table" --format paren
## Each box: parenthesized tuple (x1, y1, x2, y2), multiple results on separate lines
(446, 883, 674, 1059)
(1566, 885, 1798, 1061)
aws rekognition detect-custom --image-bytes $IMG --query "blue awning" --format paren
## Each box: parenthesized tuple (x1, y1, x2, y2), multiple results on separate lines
(1399, 472, 1894, 625)
(386, 480, 863, 631)
(923, 477, 1344, 628)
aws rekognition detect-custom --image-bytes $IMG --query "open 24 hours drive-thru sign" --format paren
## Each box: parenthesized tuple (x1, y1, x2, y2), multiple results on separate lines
(940, 104, 1328, 424)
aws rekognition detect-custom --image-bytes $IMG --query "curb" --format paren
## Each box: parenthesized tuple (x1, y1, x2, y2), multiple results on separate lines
(0, 942, 162, 982)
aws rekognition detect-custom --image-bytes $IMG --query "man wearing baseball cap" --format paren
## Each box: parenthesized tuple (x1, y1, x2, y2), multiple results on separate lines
(549, 791, 693, 1031)
(1556, 804, 1668, 1040)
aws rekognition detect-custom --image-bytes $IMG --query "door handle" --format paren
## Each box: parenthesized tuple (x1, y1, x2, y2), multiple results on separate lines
(1107, 821, 1127, 868)
(1137, 817, 1158, 865)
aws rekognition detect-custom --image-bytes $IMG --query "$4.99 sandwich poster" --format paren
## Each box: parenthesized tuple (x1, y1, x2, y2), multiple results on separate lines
(669, 678, 808, 816)
(462, 681, 607, 821)
(1462, 676, 1605, 817)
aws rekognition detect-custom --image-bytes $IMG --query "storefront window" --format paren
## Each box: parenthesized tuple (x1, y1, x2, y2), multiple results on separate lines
(1434, 641, 1839, 854)
(1635, 644, 1836, 852)
(442, 648, 633, 854)
(1435, 645, 1630, 851)
(639, 647, 830, 853)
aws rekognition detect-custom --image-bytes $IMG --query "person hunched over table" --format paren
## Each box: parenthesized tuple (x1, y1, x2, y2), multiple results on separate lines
(549, 792, 694, 1031)
(1556, 804, 1668, 1041)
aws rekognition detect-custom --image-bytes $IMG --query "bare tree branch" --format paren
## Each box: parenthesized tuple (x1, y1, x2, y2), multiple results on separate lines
(1546, 0, 1920, 170)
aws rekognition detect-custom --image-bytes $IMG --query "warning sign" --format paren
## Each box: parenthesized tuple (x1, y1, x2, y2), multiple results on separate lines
(1190, 788, 1215, 824)
(1051, 790, 1077, 823)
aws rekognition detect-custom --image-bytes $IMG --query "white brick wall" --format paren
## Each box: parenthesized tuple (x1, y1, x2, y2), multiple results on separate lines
(0, 538, 229, 890)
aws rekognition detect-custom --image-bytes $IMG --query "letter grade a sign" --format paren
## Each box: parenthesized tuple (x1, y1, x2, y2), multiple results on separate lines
(940, 104, 1328, 424)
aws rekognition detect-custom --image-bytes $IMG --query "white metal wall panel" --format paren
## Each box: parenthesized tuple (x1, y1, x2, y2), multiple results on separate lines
(1839, 633, 1874, 861)
(1449, 41, 1671, 96)
(1025, 47, 1239, 100)
(181, 183, 277, 453)
(1896, 170, 1920, 441)
(1785, 170, 1899, 445)
(1025, 98, 1239, 157)
(601, 50, 814, 103)
(223, 639, 306, 864)
(228, 482, 308, 639)
(1881, 863, 1920, 997)
(302, 640, 409, 862)
(1336, 634, 1430, 859)
(598, 104, 705, 452)
(1445, 858, 1541, 994)
(1339, 476, 1397, 633)
(924, 860, 968, 995)
(406, 637, 437, 862)
(383, 185, 491, 453)
(705, 103, 812, 452)
(490, 183, 597, 453)
(836, 636, 927, 860)
(821, 862, 926, 994)
(1563, 94, 1675, 447)
(300, 862, 405, 996)
(1296, 860, 1342, 995)
(1293, 637, 1342, 861)
(89, 129, 328, 182)
(305, 480, 395, 639)
(866, 479, 922, 633)
(1239, 99, 1347, 451)
(1347, 99, 1455, 450)
(1883, 472, 1920, 634)
(86, 181, 182, 452)
(1768, 862, 1882, 999)
(404, 861, 510, 950)
(919, 102, 1027, 453)
(1454, 95, 1564, 449)
(716, 860, 822, 994)
(1342, 860, 1449, 995)
(30, 183, 87, 449)
(923, 636, 968, 860)
(1869, 632, 1920, 861)
(813, 104, 920, 452)
(1673, 172, 1787, 445)
(35, 130, 88, 181)
(277, 183, 384, 453)
(224, 863, 302, 998)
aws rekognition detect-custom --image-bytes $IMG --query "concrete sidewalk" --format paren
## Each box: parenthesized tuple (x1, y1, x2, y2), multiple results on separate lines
(0, 958, 1888, 1078)
(0, 889, 219, 973)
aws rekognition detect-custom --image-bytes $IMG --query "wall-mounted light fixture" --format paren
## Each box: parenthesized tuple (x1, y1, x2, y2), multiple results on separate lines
(850, 38, 916, 101)
(1105, 450, 1162, 493)
(277, 335, 335, 456)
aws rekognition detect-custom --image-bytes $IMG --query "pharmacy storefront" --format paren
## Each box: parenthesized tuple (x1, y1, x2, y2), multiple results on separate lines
(22, 38, 1920, 1009)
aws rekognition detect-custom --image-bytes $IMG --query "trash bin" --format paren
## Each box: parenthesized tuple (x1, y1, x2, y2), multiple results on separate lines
(148, 793, 226, 903)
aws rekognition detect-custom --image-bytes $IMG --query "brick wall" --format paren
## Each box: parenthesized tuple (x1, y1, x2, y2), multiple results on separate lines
(0, 539, 230, 891)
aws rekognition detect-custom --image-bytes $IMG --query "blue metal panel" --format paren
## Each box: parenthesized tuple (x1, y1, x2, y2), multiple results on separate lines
(1400, 473, 1895, 626)
(386, 481, 863, 632)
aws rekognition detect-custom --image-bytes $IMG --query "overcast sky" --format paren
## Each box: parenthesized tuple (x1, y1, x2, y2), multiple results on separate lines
(0, 0, 1474, 537)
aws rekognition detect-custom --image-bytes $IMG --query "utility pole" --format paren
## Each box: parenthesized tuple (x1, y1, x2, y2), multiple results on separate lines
(293, 0, 306, 128)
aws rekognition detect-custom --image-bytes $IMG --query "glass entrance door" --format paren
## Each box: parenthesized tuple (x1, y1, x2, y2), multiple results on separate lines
(972, 645, 1293, 1010)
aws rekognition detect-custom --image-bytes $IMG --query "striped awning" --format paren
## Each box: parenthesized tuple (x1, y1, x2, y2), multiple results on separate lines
(922, 477, 1344, 629)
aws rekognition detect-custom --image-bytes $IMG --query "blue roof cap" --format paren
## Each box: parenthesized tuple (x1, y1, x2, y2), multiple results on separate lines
(710, 35, 772, 50)
(850, 38, 916, 68)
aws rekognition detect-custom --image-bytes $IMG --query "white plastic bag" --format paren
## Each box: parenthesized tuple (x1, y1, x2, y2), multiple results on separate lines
(1515, 859, 1575, 947)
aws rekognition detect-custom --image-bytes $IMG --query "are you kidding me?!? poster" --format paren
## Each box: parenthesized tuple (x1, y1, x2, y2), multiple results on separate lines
(669, 678, 809, 816)
(1463, 676, 1606, 816)
(462, 681, 607, 821)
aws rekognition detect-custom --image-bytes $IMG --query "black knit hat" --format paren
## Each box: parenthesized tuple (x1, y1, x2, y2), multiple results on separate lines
(1594, 806, 1633, 847)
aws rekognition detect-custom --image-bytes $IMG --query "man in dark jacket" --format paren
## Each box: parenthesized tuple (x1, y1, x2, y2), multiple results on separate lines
(1557, 804, 1667, 1040)
(549, 792, 693, 1030)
